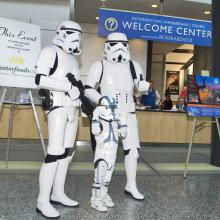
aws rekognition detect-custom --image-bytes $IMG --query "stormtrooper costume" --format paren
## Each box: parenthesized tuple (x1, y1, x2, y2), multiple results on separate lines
(91, 96, 127, 212)
(35, 21, 82, 219)
(85, 32, 150, 201)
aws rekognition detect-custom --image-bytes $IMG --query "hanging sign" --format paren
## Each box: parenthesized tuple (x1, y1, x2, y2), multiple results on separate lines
(187, 75, 220, 117)
(99, 8, 212, 47)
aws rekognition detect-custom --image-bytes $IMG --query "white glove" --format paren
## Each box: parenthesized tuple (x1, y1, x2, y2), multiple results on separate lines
(137, 80, 150, 92)
(119, 125, 127, 139)
(91, 121, 102, 136)
(68, 86, 80, 100)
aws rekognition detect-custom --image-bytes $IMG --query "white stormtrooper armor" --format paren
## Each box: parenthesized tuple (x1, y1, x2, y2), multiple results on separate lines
(90, 96, 127, 212)
(85, 32, 150, 201)
(35, 21, 82, 219)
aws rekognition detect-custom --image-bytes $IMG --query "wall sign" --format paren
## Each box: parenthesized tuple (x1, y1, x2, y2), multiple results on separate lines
(99, 8, 212, 47)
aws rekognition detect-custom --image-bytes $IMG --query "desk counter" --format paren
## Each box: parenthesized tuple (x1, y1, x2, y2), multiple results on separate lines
(0, 106, 211, 144)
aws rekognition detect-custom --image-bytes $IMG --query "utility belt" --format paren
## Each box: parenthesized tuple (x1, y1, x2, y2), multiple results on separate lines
(39, 89, 79, 111)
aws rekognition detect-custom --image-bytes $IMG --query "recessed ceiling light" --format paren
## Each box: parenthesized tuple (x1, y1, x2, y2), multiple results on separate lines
(204, 11, 211, 15)
(96, 16, 99, 20)
(151, 4, 158, 8)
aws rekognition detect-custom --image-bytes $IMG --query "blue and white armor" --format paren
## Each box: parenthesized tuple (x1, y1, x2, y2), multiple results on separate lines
(90, 96, 127, 212)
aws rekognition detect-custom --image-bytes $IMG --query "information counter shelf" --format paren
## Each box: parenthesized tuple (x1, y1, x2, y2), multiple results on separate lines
(0, 105, 211, 144)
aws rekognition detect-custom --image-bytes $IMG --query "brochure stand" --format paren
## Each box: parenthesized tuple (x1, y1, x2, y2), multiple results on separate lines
(0, 87, 46, 167)
(184, 116, 220, 178)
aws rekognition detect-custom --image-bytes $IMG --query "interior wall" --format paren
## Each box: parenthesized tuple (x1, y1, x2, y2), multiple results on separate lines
(151, 42, 182, 96)
(0, 0, 71, 48)
(193, 46, 212, 75)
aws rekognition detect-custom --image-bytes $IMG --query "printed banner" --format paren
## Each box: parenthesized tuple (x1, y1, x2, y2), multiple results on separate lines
(187, 75, 220, 117)
(0, 17, 41, 77)
(166, 71, 180, 95)
(99, 8, 212, 47)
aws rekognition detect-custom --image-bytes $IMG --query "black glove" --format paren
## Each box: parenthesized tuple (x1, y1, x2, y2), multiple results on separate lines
(66, 73, 77, 85)
(66, 73, 84, 95)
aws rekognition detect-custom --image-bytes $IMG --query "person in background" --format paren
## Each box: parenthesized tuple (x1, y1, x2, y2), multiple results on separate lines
(179, 85, 187, 102)
(172, 97, 187, 112)
(161, 91, 173, 110)
(140, 80, 160, 109)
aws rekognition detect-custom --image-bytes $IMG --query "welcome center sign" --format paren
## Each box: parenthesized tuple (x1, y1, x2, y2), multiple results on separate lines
(99, 8, 212, 47)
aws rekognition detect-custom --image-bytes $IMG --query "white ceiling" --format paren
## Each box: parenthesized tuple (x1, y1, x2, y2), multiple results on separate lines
(75, 0, 212, 24)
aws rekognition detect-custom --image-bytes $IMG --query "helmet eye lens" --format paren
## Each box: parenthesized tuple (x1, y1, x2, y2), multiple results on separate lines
(109, 42, 117, 47)
(66, 31, 75, 35)
(123, 43, 128, 47)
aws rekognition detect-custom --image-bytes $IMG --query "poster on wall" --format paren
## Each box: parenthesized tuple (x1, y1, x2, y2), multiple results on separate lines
(166, 71, 180, 95)
(187, 75, 220, 117)
(0, 17, 41, 88)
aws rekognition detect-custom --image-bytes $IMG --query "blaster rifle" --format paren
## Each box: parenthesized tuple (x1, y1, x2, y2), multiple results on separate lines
(66, 73, 95, 120)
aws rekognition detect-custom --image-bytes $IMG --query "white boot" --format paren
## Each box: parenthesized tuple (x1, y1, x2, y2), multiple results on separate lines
(36, 162, 60, 219)
(90, 188, 108, 212)
(51, 157, 79, 207)
(124, 157, 145, 200)
(101, 186, 115, 207)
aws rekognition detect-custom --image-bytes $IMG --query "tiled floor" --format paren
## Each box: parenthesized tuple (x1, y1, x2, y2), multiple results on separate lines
(1, 174, 220, 219)
(0, 141, 219, 176)
(1, 140, 220, 219)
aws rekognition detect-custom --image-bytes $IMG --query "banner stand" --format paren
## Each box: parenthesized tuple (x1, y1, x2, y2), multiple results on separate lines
(184, 116, 220, 178)
(0, 88, 46, 168)
(0, 88, 7, 114)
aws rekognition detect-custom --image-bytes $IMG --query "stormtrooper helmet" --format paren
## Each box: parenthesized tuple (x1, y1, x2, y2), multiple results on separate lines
(97, 96, 117, 121)
(103, 32, 130, 63)
(52, 20, 82, 55)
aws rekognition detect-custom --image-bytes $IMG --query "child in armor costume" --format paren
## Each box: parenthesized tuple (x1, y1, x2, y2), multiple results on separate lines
(35, 21, 82, 219)
(91, 96, 127, 212)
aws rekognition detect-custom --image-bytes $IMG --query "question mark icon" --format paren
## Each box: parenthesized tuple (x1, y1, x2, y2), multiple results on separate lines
(108, 19, 115, 29)
(105, 18, 118, 31)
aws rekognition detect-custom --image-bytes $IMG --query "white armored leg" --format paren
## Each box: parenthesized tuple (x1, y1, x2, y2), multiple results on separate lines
(91, 160, 108, 212)
(37, 162, 60, 219)
(101, 166, 115, 207)
(51, 109, 79, 207)
(51, 155, 79, 207)
(124, 149, 145, 200)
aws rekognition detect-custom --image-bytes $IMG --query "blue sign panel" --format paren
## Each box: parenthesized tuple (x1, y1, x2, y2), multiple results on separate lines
(187, 106, 220, 117)
(99, 8, 212, 47)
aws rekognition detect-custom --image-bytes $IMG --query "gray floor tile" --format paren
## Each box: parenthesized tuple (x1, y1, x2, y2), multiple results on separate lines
(1, 174, 220, 219)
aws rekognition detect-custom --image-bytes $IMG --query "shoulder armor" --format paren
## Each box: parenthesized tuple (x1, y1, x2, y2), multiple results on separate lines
(86, 61, 103, 85)
(36, 46, 57, 69)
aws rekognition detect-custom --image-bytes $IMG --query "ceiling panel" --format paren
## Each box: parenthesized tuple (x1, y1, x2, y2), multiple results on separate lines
(75, 0, 212, 24)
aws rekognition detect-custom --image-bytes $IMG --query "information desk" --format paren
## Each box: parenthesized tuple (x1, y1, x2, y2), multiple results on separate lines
(0, 106, 211, 144)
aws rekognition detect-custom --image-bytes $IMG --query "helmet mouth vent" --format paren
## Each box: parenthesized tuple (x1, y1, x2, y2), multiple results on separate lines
(118, 55, 122, 62)
(73, 47, 80, 54)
